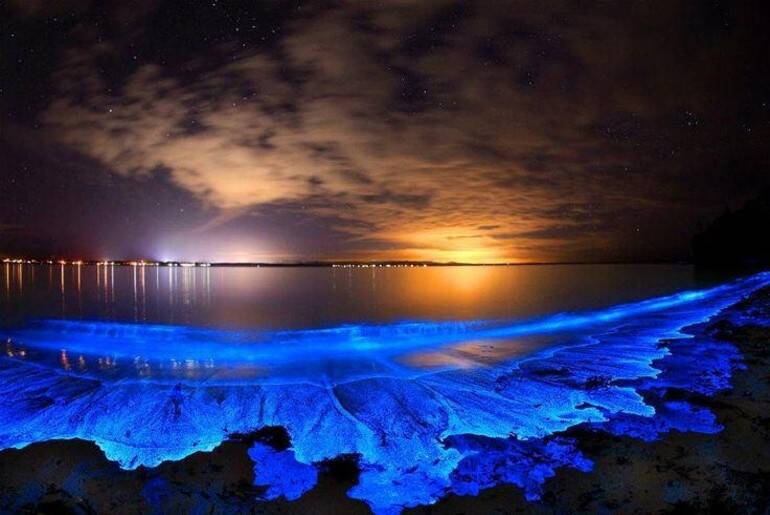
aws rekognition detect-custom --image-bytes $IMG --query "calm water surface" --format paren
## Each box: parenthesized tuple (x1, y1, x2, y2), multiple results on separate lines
(0, 264, 732, 330)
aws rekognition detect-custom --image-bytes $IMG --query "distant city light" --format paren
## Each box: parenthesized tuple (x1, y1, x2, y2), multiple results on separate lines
(1, 257, 213, 268)
(3, 256, 440, 268)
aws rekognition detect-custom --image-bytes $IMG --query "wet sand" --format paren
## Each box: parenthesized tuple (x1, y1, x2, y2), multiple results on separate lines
(2, 287, 769, 514)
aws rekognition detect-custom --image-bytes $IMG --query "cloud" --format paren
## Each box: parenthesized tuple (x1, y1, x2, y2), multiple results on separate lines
(22, 1, 770, 262)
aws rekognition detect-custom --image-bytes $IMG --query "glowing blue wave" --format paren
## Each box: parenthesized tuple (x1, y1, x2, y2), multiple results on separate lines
(4, 273, 765, 383)
(0, 272, 768, 513)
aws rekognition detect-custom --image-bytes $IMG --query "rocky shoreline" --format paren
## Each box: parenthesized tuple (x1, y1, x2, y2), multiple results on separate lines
(1, 287, 769, 514)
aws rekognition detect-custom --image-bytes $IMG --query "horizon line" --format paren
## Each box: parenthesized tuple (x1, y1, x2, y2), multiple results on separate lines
(1, 256, 696, 267)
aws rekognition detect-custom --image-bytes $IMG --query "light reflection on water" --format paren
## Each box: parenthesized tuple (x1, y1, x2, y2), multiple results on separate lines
(402, 335, 553, 370)
(4, 337, 238, 381)
(0, 263, 730, 331)
(0, 262, 749, 383)
(4, 270, 763, 386)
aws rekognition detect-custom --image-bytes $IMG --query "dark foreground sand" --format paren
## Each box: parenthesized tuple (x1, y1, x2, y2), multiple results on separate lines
(1, 288, 769, 514)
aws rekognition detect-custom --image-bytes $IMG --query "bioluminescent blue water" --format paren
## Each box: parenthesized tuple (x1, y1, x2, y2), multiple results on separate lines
(0, 271, 768, 514)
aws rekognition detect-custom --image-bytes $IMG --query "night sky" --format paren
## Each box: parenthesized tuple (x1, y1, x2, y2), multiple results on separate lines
(2, 0, 769, 263)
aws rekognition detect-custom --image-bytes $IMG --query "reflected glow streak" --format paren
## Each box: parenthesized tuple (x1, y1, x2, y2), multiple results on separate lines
(0, 272, 768, 514)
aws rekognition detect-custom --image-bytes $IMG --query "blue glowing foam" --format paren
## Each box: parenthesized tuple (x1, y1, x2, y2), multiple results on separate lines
(0, 272, 768, 513)
(249, 442, 318, 501)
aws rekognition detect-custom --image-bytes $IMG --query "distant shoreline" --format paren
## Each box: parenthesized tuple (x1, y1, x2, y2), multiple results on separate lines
(0, 258, 697, 268)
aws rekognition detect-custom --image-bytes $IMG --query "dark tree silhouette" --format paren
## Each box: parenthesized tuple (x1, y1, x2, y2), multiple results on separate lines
(692, 187, 770, 266)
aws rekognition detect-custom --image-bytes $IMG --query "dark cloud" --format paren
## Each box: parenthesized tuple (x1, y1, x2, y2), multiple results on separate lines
(0, 134, 211, 259)
(492, 225, 597, 241)
(360, 190, 433, 209)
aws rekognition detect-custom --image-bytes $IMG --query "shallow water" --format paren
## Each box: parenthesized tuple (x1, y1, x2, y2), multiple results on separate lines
(0, 264, 743, 384)
(1, 264, 767, 513)
(0, 263, 725, 329)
